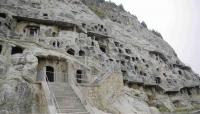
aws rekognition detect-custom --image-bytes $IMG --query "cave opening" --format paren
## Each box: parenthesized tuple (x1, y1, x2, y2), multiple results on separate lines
(52, 32, 57, 37)
(187, 88, 192, 95)
(125, 49, 131, 54)
(100, 46, 106, 53)
(178, 70, 182, 75)
(67, 48, 75, 55)
(26, 26, 40, 37)
(79, 50, 85, 56)
(0, 13, 6, 18)
(76, 70, 83, 83)
(155, 77, 161, 84)
(46, 66, 54, 82)
(0, 45, 2, 54)
(11, 46, 24, 55)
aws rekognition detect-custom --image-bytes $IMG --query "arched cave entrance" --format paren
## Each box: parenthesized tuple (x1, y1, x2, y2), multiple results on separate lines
(52, 32, 57, 37)
(0, 13, 6, 18)
(76, 70, 83, 83)
(25, 25, 40, 37)
(100, 46, 106, 53)
(11, 46, 24, 55)
(46, 66, 54, 82)
(0, 45, 2, 54)
(187, 88, 192, 95)
(155, 77, 161, 84)
(67, 48, 75, 55)
(79, 50, 85, 56)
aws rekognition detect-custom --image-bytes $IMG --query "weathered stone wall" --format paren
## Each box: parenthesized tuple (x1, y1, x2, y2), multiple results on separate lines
(15, 21, 59, 39)
(88, 72, 123, 113)
(37, 57, 68, 82)
(0, 44, 47, 114)
(0, 0, 200, 114)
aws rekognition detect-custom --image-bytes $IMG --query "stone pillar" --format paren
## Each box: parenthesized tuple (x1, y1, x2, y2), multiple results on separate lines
(37, 67, 45, 81)
(73, 25, 77, 32)
(67, 62, 75, 85)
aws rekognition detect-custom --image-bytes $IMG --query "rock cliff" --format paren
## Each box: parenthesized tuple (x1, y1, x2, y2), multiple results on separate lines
(0, 0, 200, 114)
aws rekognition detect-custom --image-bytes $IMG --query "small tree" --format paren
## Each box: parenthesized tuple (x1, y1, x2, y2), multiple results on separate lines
(97, 0, 105, 3)
(152, 29, 163, 39)
(119, 4, 124, 11)
(141, 21, 147, 28)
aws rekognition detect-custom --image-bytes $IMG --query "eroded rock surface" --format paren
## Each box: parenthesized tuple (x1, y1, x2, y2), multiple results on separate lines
(0, 0, 199, 114)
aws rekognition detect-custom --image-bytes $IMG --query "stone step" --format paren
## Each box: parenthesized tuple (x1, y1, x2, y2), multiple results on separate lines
(51, 89, 76, 95)
(50, 87, 73, 91)
(55, 95, 80, 100)
(49, 83, 70, 87)
(53, 88, 73, 91)
(48, 82, 69, 85)
(54, 93, 78, 98)
(49, 84, 72, 90)
(49, 82, 70, 86)
(50, 88, 76, 95)
(56, 98, 82, 105)
(57, 97, 84, 103)
(48, 83, 89, 114)
(59, 112, 90, 114)
(50, 86, 73, 90)
(57, 104, 86, 109)
(58, 108, 88, 113)
(59, 113, 89, 114)
(56, 102, 86, 111)
(56, 102, 85, 109)
(49, 86, 71, 89)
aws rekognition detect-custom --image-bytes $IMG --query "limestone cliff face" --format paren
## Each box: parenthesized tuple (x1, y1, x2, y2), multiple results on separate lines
(0, 0, 200, 114)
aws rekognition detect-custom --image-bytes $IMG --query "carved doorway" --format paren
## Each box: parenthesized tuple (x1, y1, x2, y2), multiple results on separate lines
(46, 66, 54, 82)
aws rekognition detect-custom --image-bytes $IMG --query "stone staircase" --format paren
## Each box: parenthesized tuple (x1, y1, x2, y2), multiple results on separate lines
(49, 83, 89, 114)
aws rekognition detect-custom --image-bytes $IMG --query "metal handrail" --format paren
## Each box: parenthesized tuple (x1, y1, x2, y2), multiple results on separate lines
(91, 65, 114, 85)
(77, 63, 117, 87)
(41, 79, 57, 114)
(44, 71, 89, 82)
(46, 78, 62, 113)
(41, 74, 61, 114)
(40, 71, 94, 113)
(71, 76, 96, 114)
(85, 56, 103, 71)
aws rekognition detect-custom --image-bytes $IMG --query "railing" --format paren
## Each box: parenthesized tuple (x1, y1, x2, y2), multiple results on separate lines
(77, 62, 120, 87)
(71, 62, 120, 113)
(46, 77, 62, 114)
(76, 73, 90, 83)
(71, 75, 96, 114)
(76, 56, 114, 85)
(40, 72, 61, 114)
(76, 56, 87, 64)
(90, 64, 115, 86)
(39, 70, 95, 114)
(39, 70, 92, 113)
(84, 56, 103, 71)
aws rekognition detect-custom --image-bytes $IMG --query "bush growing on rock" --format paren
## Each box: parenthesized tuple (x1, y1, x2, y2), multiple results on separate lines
(141, 21, 147, 28)
(152, 29, 163, 38)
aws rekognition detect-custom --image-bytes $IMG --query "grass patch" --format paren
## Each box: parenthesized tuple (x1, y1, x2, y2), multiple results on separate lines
(175, 104, 200, 112)
(158, 105, 170, 112)
(88, 5, 106, 19)
(135, 93, 140, 97)
(175, 107, 190, 112)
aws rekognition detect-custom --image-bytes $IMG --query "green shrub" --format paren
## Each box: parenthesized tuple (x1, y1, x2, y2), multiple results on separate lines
(135, 93, 140, 97)
(141, 21, 147, 28)
(157, 105, 169, 112)
(88, 5, 106, 19)
(152, 29, 163, 38)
